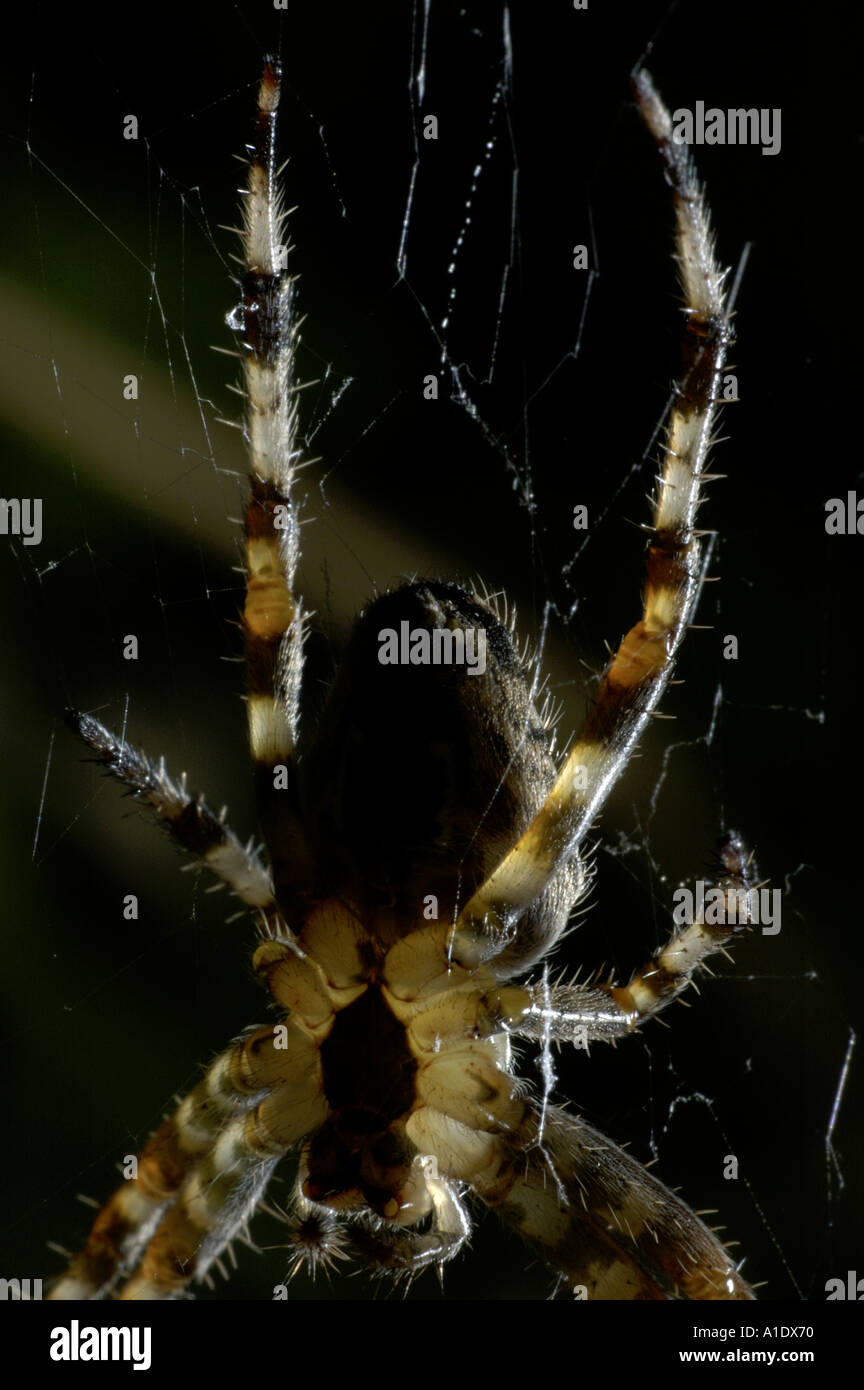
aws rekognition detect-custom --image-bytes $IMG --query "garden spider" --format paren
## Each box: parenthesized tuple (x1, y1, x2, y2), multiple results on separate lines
(47, 60, 755, 1301)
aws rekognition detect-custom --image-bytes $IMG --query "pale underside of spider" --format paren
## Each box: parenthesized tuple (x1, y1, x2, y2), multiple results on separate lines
(48, 61, 756, 1301)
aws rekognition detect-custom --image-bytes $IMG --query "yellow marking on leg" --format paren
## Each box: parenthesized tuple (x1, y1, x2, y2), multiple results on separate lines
(244, 534, 296, 641)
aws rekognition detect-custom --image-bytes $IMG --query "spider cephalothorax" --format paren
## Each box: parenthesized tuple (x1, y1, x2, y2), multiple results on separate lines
(49, 61, 756, 1301)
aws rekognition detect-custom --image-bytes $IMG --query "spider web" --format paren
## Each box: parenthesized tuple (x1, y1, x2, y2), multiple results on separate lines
(0, 0, 857, 1304)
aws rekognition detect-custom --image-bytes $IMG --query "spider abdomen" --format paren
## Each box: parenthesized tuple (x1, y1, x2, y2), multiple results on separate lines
(303, 580, 582, 964)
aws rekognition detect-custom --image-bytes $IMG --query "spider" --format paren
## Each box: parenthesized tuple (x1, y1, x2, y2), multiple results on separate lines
(47, 60, 756, 1302)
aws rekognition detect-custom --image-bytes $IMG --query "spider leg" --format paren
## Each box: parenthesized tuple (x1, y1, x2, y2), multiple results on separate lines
(470, 1103, 754, 1300)
(236, 61, 317, 905)
(407, 1098, 752, 1299)
(49, 1019, 328, 1299)
(514, 831, 756, 1044)
(454, 70, 732, 949)
(67, 708, 280, 919)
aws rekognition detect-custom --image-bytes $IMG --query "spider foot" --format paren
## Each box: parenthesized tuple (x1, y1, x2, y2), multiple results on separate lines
(280, 1207, 350, 1281)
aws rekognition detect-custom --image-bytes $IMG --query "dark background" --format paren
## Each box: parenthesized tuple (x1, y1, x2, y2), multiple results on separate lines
(0, 0, 859, 1301)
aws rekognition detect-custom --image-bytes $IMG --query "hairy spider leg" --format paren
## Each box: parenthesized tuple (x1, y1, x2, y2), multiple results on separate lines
(513, 831, 757, 1045)
(49, 1018, 328, 1299)
(454, 69, 733, 959)
(64, 711, 285, 932)
(238, 59, 317, 907)
(49, 61, 320, 1302)
(470, 1104, 754, 1300)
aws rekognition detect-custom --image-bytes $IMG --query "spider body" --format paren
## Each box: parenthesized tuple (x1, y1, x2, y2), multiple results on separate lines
(243, 577, 577, 1238)
(48, 61, 758, 1301)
